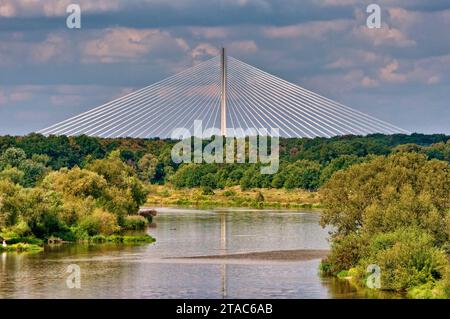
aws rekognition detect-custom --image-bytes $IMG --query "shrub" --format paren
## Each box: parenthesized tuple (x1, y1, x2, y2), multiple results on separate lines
(11, 220, 32, 237)
(6, 236, 44, 245)
(355, 227, 448, 291)
(223, 189, 236, 197)
(202, 186, 215, 195)
(123, 215, 148, 230)
(322, 233, 365, 275)
(284, 160, 322, 190)
(78, 209, 119, 236)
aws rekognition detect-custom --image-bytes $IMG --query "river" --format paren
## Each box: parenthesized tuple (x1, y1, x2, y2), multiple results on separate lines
(0, 208, 389, 298)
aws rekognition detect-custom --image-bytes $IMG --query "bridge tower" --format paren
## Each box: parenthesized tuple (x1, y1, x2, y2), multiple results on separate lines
(220, 48, 227, 136)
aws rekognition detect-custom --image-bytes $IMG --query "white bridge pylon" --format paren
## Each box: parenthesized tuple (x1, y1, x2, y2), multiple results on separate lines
(38, 49, 409, 138)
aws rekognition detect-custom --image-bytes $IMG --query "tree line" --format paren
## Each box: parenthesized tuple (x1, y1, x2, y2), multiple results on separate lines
(0, 133, 448, 191)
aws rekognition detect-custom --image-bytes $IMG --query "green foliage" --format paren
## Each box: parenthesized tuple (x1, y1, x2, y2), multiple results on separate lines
(5, 236, 43, 245)
(0, 147, 26, 168)
(43, 167, 107, 199)
(18, 159, 48, 187)
(0, 166, 24, 185)
(319, 155, 364, 185)
(137, 153, 159, 183)
(0, 134, 448, 193)
(283, 160, 322, 190)
(223, 189, 236, 197)
(0, 145, 149, 242)
(84, 234, 155, 244)
(171, 163, 219, 188)
(322, 233, 365, 275)
(320, 153, 450, 240)
(0, 179, 24, 226)
(0, 147, 49, 187)
(123, 215, 148, 230)
(320, 152, 450, 296)
(0, 243, 43, 253)
(78, 209, 120, 236)
(201, 186, 215, 195)
(354, 227, 448, 291)
(17, 188, 65, 238)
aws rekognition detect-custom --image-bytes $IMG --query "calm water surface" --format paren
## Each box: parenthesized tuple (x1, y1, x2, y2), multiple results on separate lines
(0, 208, 388, 298)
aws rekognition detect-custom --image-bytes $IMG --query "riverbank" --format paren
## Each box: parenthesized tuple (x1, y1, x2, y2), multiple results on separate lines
(146, 185, 321, 209)
(0, 243, 44, 253)
(0, 234, 155, 253)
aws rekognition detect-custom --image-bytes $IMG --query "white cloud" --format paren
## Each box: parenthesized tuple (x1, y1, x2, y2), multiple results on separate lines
(325, 50, 380, 70)
(191, 43, 219, 60)
(263, 19, 352, 39)
(352, 23, 416, 48)
(378, 60, 407, 83)
(0, 0, 121, 17)
(31, 33, 70, 63)
(0, 32, 72, 65)
(82, 28, 190, 64)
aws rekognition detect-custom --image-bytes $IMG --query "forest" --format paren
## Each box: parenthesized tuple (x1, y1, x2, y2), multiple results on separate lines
(0, 132, 448, 191)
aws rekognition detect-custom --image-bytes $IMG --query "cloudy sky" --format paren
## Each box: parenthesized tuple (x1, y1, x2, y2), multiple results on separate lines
(0, 0, 449, 135)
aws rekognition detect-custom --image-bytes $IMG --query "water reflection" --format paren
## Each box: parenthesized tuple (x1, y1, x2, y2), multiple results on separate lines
(0, 208, 401, 299)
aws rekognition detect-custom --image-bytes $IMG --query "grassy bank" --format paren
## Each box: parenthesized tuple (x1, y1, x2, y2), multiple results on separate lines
(0, 233, 155, 254)
(86, 234, 155, 244)
(0, 243, 44, 253)
(146, 185, 321, 209)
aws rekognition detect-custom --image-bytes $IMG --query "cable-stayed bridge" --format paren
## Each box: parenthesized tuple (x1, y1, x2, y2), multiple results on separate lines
(39, 49, 409, 138)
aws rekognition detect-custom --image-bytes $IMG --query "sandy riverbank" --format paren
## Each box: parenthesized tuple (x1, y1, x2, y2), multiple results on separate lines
(168, 249, 329, 261)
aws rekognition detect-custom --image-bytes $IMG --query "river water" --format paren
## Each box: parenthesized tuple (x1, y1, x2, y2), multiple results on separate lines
(0, 208, 385, 299)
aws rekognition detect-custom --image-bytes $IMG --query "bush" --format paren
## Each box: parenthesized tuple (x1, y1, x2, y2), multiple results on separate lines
(284, 160, 322, 190)
(78, 209, 119, 236)
(355, 227, 448, 291)
(322, 233, 365, 275)
(6, 236, 44, 245)
(123, 215, 148, 230)
(223, 189, 236, 197)
(202, 186, 215, 195)
(10, 220, 32, 237)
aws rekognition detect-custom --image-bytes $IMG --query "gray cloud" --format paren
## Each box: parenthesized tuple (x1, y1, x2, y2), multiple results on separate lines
(0, 0, 449, 135)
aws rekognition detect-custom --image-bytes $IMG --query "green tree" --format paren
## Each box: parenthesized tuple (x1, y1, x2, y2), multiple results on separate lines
(137, 153, 159, 183)
(320, 153, 450, 242)
(284, 160, 321, 190)
(0, 179, 22, 226)
(200, 173, 217, 189)
(0, 147, 26, 169)
(0, 167, 24, 185)
(319, 155, 363, 185)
